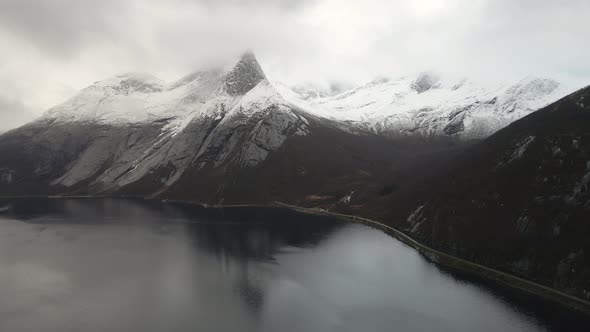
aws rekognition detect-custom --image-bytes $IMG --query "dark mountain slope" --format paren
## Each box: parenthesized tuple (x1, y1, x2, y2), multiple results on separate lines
(115, 110, 465, 206)
(0, 53, 313, 197)
(387, 86, 590, 300)
(0, 120, 166, 196)
(0, 51, 467, 202)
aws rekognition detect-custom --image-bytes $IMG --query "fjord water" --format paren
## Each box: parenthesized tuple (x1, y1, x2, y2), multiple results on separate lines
(0, 199, 586, 331)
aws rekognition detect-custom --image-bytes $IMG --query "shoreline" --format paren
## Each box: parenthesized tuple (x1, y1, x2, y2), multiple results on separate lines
(272, 201, 590, 315)
(2, 195, 590, 314)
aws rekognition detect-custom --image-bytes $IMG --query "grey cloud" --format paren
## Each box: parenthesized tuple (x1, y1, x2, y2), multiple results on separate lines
(0, 0, 127, 56)
(0, 97, 36, 133)
(193, 0, 314, 10)
(465, 0, 590, 80)
(0, 0, 589, 120)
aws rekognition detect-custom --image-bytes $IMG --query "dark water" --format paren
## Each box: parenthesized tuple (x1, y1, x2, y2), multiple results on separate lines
(0, 198, 588, 331)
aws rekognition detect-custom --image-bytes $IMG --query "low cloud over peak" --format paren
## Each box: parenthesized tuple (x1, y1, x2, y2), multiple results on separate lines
(0, 0, 589, 119)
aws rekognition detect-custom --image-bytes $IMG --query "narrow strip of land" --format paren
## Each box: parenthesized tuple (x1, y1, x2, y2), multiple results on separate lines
(2, 195, 589, 314)
(273, 201, 590, 315)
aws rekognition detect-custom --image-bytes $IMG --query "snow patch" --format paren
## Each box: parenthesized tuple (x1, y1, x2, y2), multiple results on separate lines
(407, 205, 426, 233)
(497, 136, 536, 168)
(568, 161, 590, 204)
(339, 191, 355, 205)
(515, 215, 531, 233)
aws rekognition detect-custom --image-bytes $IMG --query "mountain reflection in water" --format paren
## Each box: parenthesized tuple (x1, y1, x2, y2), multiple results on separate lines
(0, 198, 587, 332)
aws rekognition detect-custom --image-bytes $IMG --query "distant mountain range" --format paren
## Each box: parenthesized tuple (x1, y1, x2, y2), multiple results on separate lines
(1, 51, 589, 302)
(277, 73, 573, 139)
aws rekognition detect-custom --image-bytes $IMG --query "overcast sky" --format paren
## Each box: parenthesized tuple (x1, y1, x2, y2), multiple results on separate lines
(0, 0, 589, 122)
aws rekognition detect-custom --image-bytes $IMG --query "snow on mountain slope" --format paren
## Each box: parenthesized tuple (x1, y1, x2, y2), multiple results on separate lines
(38, 56, 575, 142)
(1, 52, 311, 194)
(86, 79, 310, 191)
(1, 50, 582, 197)
(39, 70, 226, 135)
(275, 73, 576, 139)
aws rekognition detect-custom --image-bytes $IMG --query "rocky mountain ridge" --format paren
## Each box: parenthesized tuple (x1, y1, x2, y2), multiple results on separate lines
(0, 53, 313, 196)
(277, 73, 575, 139)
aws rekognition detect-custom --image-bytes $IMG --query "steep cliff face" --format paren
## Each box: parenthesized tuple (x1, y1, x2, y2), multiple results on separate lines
(397, 87, 590, 300)
(222, 51, 267, 96)
(0, 53, 312, 197)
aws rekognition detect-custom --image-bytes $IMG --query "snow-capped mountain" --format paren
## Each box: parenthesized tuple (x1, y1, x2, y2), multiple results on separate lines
(276, 73, 575, 139)
(0, 52, 313, 196)
(31, 57, 577, 143)
(0, 51, 584, 202)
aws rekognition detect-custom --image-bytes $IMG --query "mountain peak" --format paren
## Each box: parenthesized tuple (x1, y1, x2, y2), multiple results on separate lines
(223, 51, 267, 96)
(411, 72, 440, 94)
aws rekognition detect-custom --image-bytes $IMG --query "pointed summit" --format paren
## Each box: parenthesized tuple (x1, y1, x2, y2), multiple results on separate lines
(223, 51, 267, 96)
(411, 72, 440, 94)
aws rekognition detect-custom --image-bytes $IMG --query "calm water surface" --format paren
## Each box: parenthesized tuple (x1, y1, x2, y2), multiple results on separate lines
(0, 198, 587, 331)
